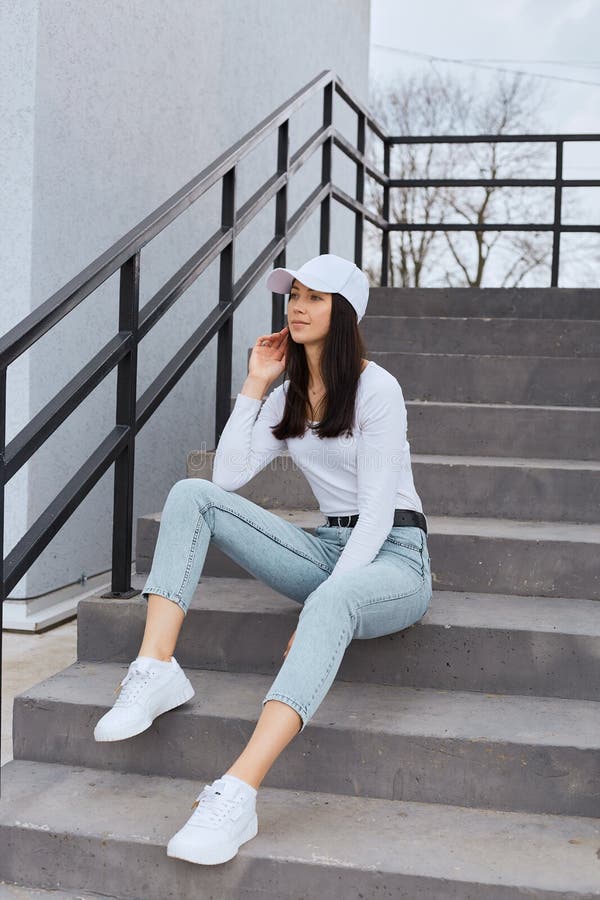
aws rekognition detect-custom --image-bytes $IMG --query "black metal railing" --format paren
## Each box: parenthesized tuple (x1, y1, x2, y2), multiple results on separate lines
(1, 66, 598, 795)
(0, 70, 388, 609)
(384, 132, 600, 287)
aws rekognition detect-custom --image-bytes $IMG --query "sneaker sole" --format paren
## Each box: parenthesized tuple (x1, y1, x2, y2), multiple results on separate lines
(94, 677, 196, 742)
(166, 815, 258, 865)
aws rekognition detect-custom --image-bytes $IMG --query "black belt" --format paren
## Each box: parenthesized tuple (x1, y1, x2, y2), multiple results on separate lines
(325, 508, 427, 534)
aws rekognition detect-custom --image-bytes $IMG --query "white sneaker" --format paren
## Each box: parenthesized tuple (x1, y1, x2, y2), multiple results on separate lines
(166, 775, 258, 865)
(93, 655, 195, 742)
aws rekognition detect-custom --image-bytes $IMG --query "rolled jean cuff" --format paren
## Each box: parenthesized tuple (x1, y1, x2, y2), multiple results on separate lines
(262, 691, 308, 733)
(140, 585, 188, 615)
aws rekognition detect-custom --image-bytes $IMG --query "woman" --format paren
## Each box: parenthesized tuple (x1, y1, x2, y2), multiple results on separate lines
(93, 253, 432, 866)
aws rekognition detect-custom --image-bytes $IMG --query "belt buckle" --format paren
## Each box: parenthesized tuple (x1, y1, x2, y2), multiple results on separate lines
(339, 514, 352, 528)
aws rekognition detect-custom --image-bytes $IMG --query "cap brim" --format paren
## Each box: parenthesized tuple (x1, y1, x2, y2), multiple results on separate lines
(266, 268, 297, 294)
(266, 267, 336, 295)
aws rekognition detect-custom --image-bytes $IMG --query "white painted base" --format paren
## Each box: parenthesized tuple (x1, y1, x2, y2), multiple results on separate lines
(3, 565, 137, 633)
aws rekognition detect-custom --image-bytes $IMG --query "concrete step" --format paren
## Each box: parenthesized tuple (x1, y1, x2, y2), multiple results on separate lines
(426, 515, 599, 599)
(406, 400, 600, 460)
(228, 395, 600, 461)
(77, 574, 600, 702)
(136, 507, 600, 599)
(0, 882, 115, 899)
(366, 286, 600, 319)
(360, 315, 600, 356)
(189, 447, 600, 523)
(369, 351, 600, 406)
(2, 759, 599, 900)
(412, 454, 600, 523)
(244, 347, 599, 406)
(12, 661, 600, 817)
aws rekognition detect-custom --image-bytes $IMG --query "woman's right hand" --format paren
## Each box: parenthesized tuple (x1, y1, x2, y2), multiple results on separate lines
(248, 325, 289, 383)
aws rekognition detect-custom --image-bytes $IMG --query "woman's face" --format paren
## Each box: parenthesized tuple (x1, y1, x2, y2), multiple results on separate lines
(287, 279, 332, 346)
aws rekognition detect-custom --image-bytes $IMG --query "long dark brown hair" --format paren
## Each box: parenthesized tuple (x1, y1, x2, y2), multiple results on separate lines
(270, 282, 368, 441)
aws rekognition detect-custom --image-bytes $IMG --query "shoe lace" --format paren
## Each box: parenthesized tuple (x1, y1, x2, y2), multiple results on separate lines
(113, 660, 157, 704)
(189, 784, 246, 826)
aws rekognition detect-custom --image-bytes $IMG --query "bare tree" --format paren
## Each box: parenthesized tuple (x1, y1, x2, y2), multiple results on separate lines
(363, 67, 593, 288)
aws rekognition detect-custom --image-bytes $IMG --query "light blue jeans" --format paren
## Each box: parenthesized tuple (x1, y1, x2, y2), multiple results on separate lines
(141, 478, 432, 733)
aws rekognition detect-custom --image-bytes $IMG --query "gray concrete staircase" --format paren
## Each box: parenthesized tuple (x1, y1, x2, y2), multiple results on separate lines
(1, 287, 600, 898)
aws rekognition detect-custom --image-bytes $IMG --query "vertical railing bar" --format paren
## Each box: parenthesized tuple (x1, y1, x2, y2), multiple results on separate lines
(215, 168, 236, 446)
(272, 120, 290, 336)
(103, 252, 140, 598)
(354, 111, 366, 268)
(381, 139, 391, 286)
(0, 367, 5, 799)
(320, 82, 333, 254)
(551, 139, 563, 287)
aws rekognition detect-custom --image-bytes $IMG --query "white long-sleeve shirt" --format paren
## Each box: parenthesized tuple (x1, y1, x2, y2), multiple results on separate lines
(212, 360, 424, 579)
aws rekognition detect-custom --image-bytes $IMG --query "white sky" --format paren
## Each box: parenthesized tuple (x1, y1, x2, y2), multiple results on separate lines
(368, 0, 600, 282)
(369, 0, 600, 175)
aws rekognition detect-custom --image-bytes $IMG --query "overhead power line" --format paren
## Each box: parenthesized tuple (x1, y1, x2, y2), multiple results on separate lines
(371, 44, 600, 87)
(465, 57, 600, 68)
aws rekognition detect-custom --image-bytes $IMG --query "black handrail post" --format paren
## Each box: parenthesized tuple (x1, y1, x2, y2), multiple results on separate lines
(103, 252, 140, 598)
(381, 140, 391, 286)
(272, 119, 290, 335)
(354, 111, 366, 268)
(320, 80, 333, 253)
(0, 368, 5, 798)
(551, 139, 564, 287)
(215, 167, 236, 446)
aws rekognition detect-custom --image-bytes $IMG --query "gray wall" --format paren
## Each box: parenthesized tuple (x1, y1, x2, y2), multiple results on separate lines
(1, 0, 371, 600)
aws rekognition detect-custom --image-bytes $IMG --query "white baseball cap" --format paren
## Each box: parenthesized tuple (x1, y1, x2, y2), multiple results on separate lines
(265, 253, 369, 323)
